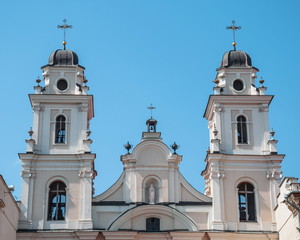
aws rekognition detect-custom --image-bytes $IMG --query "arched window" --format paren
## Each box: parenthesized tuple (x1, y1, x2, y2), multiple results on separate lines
(55, 115, 66, 143)
(146, 217, 160, 231)
(237, 115, 248, 144)
(238, 182, 256, 221)
(48, 181, 66, 221)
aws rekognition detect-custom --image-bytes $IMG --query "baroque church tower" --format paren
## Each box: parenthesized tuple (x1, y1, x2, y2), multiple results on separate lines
(18, 43, 96, 230)
(202, 47, 284, 231)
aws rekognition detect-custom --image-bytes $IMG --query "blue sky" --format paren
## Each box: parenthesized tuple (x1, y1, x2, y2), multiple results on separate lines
(0, 0, 299, 198)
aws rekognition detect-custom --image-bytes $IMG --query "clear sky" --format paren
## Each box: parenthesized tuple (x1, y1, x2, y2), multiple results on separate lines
(0, 0, 299, 199)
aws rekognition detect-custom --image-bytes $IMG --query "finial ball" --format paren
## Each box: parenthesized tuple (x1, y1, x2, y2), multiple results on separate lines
(232, 42, 236, 46)
(62, 41, 67, 45)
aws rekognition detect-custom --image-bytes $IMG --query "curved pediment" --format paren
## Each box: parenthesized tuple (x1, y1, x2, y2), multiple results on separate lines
(108, 204, 198, 231)
(132, 140, 172, 166)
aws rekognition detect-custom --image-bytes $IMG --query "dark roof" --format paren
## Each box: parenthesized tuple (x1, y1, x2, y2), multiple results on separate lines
(146, 118, 157, 126)
(48, 49, 79, 66)
(219, 50, 254, 69)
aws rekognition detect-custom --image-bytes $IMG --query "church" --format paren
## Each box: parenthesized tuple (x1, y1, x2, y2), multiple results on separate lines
(1, 25, 300, 240)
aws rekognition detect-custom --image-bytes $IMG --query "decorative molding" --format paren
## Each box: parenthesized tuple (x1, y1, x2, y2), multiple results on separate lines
(208, 121, 213, 129)
(78, 169, 94, 178)
(266, 170, 282, 180)
(32, 103, 43, 112)
(210, 170, 225, 179)
(259, 104, 269, 112)
(42, 70, 49, 77)
(76, 70, 83, 77)
(213, 104, 223, 112)
(78, 103, 88, 112)
(21, 170, 36, 178)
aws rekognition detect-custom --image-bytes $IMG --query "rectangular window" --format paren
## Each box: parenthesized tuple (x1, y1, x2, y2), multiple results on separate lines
(146, 218, 160, 231)
(238, 182, 256, 221)
(237, 116, 248, 144)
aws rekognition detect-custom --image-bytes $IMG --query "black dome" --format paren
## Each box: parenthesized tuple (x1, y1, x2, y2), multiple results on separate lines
(146, 118, 157, 126)
(48, 49, 79, 66)
(220, 50, 253, 68)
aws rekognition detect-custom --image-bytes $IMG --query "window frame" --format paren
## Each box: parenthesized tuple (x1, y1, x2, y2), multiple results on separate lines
(54, 115, 67, 144)
(47, 181, 67, 221)
(146, 217, 160, 232)
(56, 78, 69, 92)
(237, 182, 256, 222)
(232, 78, 245, 92)
(236, 115, 248, 144)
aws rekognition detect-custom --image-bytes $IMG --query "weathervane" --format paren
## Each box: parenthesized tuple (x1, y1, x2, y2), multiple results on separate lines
(57, 19, 72, 50)
(226, 20, 241, 51)
(147, 104, 156, 119)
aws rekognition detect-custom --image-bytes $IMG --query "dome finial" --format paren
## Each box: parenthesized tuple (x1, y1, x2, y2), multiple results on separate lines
(57, 19, 72, 50)
(171, 142, 180, 154)
(62, 41, 67, 50)
(226, 20, 241, 51)
(124, 141, 133, 154)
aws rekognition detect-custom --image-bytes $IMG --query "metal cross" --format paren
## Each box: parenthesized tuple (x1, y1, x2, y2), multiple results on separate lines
(147, 104, 156, 118)
(57, 19, 73, 50)
(226, 20, 241, 50)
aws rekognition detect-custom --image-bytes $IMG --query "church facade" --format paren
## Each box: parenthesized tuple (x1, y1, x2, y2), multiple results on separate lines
(9, 43, 300, 240)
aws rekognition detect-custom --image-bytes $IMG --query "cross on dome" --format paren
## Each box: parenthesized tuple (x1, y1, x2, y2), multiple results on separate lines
(147, 104, 156, 119)
(57, 19, 73, 50)
(226, 20, 241, 51)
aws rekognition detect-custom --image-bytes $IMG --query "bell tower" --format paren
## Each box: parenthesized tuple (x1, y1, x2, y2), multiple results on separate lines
(202, 46, 284, 232)
(18, 42, 96, 230)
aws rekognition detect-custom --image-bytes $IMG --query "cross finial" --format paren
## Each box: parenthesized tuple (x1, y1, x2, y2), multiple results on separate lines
(226, 20, 241, 51)
(147, 104, 156, 118)
(57, 19, 73, 50)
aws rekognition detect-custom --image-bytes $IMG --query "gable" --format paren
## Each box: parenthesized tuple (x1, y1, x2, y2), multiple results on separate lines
(136, 146, 166, 166)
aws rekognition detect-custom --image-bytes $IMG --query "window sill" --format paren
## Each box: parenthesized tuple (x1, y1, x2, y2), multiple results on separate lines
(236, 143, 252, 148)
(47, 220, 66, 222)
(239, 220, 257, 223)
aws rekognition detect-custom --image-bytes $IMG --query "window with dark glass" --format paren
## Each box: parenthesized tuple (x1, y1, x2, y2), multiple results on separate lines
(57, 79, 68, 91)
(48, 181, 66, 221)
(55, 115, 66, 143)
(238, 182, 256, 221)
(233, 79, 244, 91)
(237, 115, 247, 144)
(146, 217, 160, 231)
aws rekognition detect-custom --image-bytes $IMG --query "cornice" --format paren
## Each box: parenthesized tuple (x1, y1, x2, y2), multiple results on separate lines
(203, 95, 274, 120)
(29, 94, 94, 119)
(29, 94, 93, 104)
(18, 153, 96, 161)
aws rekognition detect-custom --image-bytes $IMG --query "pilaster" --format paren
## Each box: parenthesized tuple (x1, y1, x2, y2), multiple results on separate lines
(19, 168, 36, 229)
(210, 168, 226, 230)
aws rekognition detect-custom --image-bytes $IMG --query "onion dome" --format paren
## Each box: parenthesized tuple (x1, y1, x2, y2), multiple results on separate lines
(219, 50, 255, 69)
(48, 49, 79, 66)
